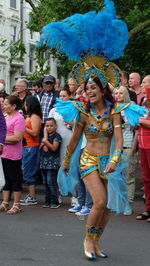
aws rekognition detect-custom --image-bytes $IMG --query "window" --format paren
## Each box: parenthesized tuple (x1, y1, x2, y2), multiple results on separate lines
(29, 45, 34, 73)
(10, 26, 17, 42)
(10, 0, 16, 9)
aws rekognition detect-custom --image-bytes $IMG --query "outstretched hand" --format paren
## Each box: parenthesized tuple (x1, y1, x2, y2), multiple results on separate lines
(104, 162, 116, 174)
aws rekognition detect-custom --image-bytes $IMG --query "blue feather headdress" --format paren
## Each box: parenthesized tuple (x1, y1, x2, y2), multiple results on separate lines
(39, 0, 128, 88)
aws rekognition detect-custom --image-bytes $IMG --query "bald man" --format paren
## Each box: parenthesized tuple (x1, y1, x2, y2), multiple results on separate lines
(129, 72, 144, 105)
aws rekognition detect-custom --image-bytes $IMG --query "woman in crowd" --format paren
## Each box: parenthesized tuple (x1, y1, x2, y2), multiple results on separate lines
(114, 86, 137, 215)
(20, 96, 42, 206)
(68, 78, 78, 100)
(49, 88, 73, 164)
(49, 88, 74, 205)
(0, 96, 25, 214)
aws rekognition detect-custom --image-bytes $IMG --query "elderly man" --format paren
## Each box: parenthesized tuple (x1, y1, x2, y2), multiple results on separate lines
(129, 72, 144, 105)
(15, 79, 31, 113)
(0, 104, 6, 155)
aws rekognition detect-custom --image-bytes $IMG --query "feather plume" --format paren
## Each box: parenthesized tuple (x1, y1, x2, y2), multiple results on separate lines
(39, 0, 128, 61)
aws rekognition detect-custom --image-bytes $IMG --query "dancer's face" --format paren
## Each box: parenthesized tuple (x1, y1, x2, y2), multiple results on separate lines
(86, 81, 104, 103)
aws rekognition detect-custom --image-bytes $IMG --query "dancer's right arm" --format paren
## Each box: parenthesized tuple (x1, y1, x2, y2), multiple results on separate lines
(63, 112, 87, 173)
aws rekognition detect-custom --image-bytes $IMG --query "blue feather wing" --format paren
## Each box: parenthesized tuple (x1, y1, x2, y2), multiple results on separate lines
(54, 98, 79, 122)
(123, 104, 146, 126)
(114, 103, 146, 126)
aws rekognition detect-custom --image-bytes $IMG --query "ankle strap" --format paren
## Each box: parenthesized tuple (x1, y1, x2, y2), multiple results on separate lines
(86, 226, 103, 239)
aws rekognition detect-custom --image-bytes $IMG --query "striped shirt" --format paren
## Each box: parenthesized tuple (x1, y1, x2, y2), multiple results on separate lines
(41, 92, 53, 123)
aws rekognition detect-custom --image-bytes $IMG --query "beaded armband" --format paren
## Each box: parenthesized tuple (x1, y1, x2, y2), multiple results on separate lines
(76, 121, 84, 127)
(63, 147, 72, 166)
(110, 149, 122, 165)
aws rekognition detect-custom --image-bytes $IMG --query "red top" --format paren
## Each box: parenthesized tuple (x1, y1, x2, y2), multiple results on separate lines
(138, 115, 150, 149)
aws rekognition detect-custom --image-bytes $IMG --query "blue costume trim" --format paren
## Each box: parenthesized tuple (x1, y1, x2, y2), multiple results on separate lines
(57, 134, 83, 196)
(107, 137, 130, 215)
(113, 103, 146, 126)
(54, 98, 79, 122)
(80, 165, 98, 178)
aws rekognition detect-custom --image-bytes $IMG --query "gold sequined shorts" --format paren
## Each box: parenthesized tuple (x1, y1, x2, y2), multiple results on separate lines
(80, 149, 110, 179)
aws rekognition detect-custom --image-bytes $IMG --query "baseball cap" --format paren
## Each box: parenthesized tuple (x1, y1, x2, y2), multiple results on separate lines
(43, 75, 56, 83)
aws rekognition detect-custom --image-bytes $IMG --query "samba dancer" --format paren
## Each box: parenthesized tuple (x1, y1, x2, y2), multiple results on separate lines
(39, 0, 146, 260)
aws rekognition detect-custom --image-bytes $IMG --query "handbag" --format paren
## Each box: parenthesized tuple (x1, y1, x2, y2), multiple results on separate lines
(0, 157, 5, 190)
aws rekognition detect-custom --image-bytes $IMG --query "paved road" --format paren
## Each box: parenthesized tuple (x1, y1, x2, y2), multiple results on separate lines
(0, 176, 150, 266)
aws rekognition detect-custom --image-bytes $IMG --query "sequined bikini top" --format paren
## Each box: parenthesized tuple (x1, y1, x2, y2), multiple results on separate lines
(84, 114, 113, 140)
(73, 101, 114, 141)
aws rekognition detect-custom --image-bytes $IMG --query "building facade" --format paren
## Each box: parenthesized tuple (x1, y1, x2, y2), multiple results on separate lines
(0, 0, 57, 94)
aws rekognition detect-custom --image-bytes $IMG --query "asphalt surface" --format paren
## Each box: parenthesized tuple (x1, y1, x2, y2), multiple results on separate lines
(0, 173, 150, 266)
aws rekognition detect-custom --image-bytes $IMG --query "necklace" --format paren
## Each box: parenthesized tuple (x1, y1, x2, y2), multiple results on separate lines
(90, 101, 112, 142)
(90, 101, 112, 121)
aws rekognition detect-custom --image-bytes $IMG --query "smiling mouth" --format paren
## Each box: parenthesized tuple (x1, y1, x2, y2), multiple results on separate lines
(89, 94, 96, 99)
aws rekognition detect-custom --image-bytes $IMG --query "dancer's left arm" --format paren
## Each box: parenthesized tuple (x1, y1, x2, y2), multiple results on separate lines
(104, 113, 123, 173)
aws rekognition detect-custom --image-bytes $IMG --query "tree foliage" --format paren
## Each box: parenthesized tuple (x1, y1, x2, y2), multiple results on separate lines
(0, 38, 26, 63)
(26, 0, 150, 79)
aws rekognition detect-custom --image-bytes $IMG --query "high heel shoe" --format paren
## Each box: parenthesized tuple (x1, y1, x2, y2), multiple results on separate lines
(95, 249, 108, 258)
(84, 249, 96, 260)
(84, 241, 96, 260)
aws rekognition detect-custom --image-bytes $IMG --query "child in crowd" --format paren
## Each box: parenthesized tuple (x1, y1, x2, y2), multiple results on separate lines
(39, 118, 62, 208)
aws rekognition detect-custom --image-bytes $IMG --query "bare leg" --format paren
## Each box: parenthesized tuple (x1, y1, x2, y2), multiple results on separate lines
(2, 190, 10, 203)
(0, 191, 10, 211)
(28, 185, 36, 198)
(13, 191, 22, 203)
(83, 170, 107, 255)
(7, 191, 22, 214)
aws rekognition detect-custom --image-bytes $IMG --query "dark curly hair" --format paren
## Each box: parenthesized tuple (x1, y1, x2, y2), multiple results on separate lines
(25, 96, 42, 118)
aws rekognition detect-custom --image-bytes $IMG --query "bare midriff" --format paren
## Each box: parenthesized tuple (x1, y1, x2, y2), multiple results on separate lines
(85, 136, 111, 155)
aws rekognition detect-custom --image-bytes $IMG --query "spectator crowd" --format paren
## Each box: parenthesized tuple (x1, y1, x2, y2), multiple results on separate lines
(0, 73, 150, 222)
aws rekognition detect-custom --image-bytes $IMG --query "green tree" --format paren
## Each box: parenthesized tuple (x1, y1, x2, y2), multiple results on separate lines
(0, 38, 26, 64)
(26, 0, 150, 78)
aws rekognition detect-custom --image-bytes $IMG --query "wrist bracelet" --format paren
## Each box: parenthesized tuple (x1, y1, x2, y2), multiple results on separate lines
(110, 149, 122, 165)
(63, 147, 72, 165)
